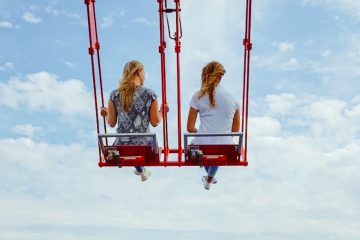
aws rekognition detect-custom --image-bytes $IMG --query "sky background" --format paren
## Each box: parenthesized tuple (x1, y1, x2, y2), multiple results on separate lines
(1, 0, 360, 239)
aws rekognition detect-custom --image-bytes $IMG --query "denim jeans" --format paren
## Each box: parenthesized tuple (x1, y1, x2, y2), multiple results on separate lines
(204, 166, 218, 177)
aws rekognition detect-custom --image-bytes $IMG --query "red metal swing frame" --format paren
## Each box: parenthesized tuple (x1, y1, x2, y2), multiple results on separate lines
(84, 0, 252, 167)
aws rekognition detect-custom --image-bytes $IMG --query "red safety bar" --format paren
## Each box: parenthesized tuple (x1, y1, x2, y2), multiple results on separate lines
(84, 0, 252, 167)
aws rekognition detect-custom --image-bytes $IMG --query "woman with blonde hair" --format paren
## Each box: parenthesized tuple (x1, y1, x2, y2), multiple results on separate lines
(101, 60, 165, 182)
(187, 61, 240, 190)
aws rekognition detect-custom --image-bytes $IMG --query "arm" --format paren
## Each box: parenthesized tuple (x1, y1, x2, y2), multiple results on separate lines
(231, 109, 240, 132)
(149, 99, 162, 127)
(100, 99, 117, 128)
(187, 107, 198, 133)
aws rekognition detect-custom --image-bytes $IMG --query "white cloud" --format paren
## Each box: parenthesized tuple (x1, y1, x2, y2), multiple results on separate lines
(303, 0, 360, 19)
(0, 21, 13, 28)
(346, 103, 360, 119)
(44, 5, 80, 20)
(250, 116, 281, 136)
(12, 124, 42, 138)
(252, 55, 300, 72)
(322, 49, 331, 58)
(272, 41, 295, 53)
(29, 5, 41, 11)
(1, 93, 360, 239)
(0, 62, 16, 71)
(306, 32, 360, 97)
(100, 9, 125, 28)
(265, 93, 299, 115)
(252, 93, 360, 151)
(133, 17, 156, 26)
(281, 58, 300, 70)
(310, 99, 346, 124)
(63, 60, 76, 68)
(100, 16, 114, 28)
(307, 99, 354, 142)
(0, 71, 93, 115)
(23, 11, 42, 24)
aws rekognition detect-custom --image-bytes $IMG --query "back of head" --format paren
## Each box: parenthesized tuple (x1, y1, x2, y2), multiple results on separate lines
(199, 61, 226, 108)
(119, 60, 144, 112)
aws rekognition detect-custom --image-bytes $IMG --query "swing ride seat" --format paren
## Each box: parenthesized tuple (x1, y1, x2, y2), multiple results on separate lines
(98, 133, 161, 167)
(184, 132, 247, 166)
(85, 0, 253, 167)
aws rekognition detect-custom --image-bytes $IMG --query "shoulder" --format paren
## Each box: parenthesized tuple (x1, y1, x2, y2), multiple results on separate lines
(217, 85, 240, 109)
(190, 91, 200, 101)
(110, 88, 119, 95)
(142, 86, 156, 95)
(190, 91, 200, 109)
(217, 85, 235, 99)
(110, 89, 120, 100)
(191, 91, 200, 98)
(137, 86, 157, 100)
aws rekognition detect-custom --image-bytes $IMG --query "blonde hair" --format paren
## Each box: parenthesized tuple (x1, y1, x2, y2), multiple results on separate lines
(118, 60, 144, 112)
(198, 61, 226, 108)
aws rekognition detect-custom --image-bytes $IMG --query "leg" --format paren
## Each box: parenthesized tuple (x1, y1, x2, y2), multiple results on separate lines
(134, 166, 151, 182)
(134, 166, 144, 173)
(206, 166, 218, 183)
(202, 166, 218, 183)
(202, 166, 219, 190)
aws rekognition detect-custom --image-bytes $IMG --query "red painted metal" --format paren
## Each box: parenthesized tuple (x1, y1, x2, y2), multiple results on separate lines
(185, 144, 244, 166)
(91, 2, 108, 145)
(157, 0, 169, 162)
(99, 144, 246, 167)
(85, 0, 102, 162)
(174, 0, 183, 161)
(241, 0, 252, 163)
(85, 1, 252, 167)
(99, 145, 161, 167)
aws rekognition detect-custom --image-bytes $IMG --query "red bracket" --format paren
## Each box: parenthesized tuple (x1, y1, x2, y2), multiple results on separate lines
(159, 41, 166, 53)
(95, 42, 100, 50)
(175, 45, 181, 53)
(243, 38, 252, 50)
(88, 47, 94, 55)
(84, 0, 95, 5)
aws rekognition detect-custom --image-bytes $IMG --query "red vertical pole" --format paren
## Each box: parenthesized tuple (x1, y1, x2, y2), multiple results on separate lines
(241, 0, 249, 134)
(174, 0, 182, 161)
(90, 1, 108, 146)
(91, 2, 107, 135)
(158, 0, 169, 162)
(85, 0, 101, 162)
(241, 0, 252, 163)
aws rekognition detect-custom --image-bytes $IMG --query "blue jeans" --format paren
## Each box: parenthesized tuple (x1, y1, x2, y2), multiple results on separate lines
(204, 166, 218, 177)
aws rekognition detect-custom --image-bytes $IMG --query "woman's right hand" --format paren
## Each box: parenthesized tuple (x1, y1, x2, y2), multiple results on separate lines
(100, 107, 108, 117)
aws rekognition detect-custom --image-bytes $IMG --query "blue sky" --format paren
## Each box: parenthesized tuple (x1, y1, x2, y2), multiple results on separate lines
(1, 0, 360, 239)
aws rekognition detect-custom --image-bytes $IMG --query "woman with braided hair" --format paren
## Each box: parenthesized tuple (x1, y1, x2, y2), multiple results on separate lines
(187, 61, 240, 190)
(101, 60, 166, 182)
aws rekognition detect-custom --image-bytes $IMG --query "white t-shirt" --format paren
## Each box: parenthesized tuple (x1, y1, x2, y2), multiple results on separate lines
(190, 85, 240, 144)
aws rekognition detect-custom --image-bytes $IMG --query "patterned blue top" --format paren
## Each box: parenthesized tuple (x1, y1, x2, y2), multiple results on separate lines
(110, 86, 157, 145)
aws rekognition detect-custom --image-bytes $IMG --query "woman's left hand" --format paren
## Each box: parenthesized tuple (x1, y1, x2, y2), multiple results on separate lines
(160, 103, 169, 113)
